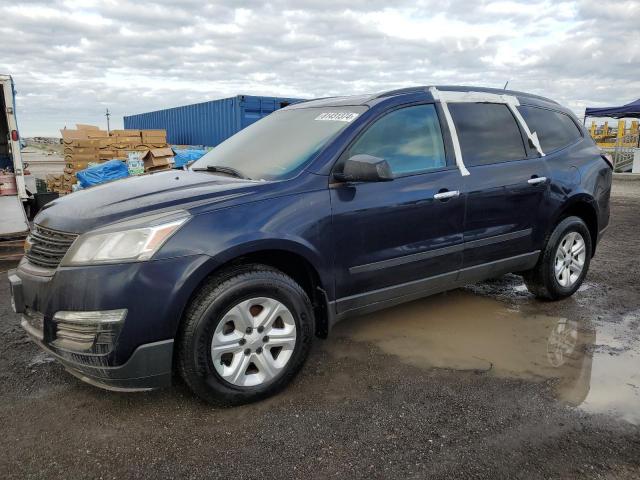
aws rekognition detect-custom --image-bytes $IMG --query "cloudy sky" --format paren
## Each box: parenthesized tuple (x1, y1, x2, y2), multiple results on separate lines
(2, 0, 639, 136)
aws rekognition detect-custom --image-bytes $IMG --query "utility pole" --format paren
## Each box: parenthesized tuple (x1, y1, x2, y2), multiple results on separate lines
(105, 108, 111, 133)
(503, 80, 509, 90)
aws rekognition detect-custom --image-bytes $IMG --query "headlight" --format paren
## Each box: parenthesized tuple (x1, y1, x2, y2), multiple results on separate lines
(61, 215, 189, 266)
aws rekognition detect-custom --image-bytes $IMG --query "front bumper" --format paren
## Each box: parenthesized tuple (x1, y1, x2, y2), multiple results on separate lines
(28, 325, 173, 391)
(7, 253, 211, 391)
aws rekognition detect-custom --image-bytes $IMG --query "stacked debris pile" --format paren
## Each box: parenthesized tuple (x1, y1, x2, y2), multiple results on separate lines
(56, 124, 174, 194)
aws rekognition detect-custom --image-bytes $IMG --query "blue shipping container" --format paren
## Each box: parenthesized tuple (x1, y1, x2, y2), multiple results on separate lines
(123, 95, 305, 147)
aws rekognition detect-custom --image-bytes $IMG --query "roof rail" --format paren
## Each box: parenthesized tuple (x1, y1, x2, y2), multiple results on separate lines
(288, 96, 339, 106)
(372, 85, 559, 105)
(373, 86, 428, 99)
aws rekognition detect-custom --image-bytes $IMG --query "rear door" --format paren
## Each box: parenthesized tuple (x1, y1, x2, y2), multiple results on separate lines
(447, 102, 550, 277)
(330, 103, 465, 314)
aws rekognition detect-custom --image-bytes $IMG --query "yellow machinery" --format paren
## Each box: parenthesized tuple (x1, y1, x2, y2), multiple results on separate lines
(589, 119, 639, 148)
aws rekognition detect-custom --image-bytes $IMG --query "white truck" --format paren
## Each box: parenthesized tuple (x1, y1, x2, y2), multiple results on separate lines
(1, 74, 30, 250)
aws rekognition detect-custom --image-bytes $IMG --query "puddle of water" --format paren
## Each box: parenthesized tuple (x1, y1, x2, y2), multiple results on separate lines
(333, 290, 640, 424)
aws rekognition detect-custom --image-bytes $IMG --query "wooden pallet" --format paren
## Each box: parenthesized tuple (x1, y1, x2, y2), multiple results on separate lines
(0, 237, 26, 262)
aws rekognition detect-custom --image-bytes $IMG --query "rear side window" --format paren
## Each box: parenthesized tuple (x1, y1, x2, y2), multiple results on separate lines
(449, 103, 526, 166)
(517, 105, 582, 153)
(347, 104, 446, 175)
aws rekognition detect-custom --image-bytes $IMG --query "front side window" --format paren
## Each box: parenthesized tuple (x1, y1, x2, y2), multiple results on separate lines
(517, 105, 582, 153)
(192, 106, 367, 181)
(346, 104, 446, 176)
(449, 103, 526, 167)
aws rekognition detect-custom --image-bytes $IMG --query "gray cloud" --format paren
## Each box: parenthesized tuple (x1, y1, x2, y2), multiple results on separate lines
(1, 0, 638, 135)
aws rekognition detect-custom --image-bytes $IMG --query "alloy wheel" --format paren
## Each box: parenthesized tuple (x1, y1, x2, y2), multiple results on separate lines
(554, 231, 586, 288)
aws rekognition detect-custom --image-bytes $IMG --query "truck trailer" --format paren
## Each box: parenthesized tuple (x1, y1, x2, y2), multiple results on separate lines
(1, 74, 30, 263)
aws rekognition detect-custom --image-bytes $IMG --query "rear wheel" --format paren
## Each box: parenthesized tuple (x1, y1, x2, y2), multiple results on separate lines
(523, 216, 592, 300)
(177, 265, 314, 405)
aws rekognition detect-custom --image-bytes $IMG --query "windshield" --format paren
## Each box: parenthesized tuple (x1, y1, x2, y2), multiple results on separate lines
(192, 106, 367, 180)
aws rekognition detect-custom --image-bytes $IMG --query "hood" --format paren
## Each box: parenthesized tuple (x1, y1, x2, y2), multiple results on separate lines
(35, 170, 263, 233)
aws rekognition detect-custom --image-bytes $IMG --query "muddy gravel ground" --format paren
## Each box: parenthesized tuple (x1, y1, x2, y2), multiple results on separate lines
(1, 180, 639, 479)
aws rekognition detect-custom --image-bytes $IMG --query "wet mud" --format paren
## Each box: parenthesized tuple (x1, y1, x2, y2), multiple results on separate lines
(334, 288, 639, 424)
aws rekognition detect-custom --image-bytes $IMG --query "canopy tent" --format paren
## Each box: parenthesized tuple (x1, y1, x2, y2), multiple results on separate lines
(585, 98, 640, 119)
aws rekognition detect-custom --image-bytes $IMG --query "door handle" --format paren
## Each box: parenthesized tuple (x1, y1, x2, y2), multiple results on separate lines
(433, 190, 460, 200)
(527, 176, 547, 185)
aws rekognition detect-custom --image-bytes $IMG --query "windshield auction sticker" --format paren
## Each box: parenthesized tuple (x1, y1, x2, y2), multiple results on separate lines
(315, 112, 360, 122)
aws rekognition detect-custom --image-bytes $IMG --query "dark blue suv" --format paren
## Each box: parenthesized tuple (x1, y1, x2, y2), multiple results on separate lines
(8, 86, 612, 404)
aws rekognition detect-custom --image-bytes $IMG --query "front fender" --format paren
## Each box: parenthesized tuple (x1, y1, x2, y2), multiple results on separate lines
(159, 191, 334, 331)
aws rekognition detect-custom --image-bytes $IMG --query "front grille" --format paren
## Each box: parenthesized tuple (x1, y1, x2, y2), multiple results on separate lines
(25, 224, 78, 269)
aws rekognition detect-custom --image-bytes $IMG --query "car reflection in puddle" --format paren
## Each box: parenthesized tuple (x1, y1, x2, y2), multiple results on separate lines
(333, 290, 639, 425)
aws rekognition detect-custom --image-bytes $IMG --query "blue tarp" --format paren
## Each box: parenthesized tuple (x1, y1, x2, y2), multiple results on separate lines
(171, 147, 208, 168)
(76, 160, 129, 188)
(585, 98, 640, 119)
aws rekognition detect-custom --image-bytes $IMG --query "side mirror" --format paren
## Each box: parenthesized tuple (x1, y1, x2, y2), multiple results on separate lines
(334, 154, 394, 183)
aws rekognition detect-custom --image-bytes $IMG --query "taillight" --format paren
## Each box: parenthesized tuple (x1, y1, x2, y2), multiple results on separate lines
(601, 153, 614, 169)
(10, 130, 19, 141)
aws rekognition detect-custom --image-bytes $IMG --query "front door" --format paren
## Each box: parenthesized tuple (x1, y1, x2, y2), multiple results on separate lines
(330, 103, 466, 315)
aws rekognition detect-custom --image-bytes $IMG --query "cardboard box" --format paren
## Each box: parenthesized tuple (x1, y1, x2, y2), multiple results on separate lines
(111, 129, 141, 137)
(115, 136, 142, 144)
(143, 147, 174, 168)
(73, 139, 100, 148)
(76, 124, 100, 131)
(141, 130, 166, 139)
(98, 149, 116, 159)
(62, 173, 76, 185)
(136, 143, 166, 149)
(60, 129, 87, 143)
(110, 143, 130, 150)
(70, 161, 100, 170)
(145, 157, 172, 168)
(67, 147, 99, 155)
(87, 130, 110, 138)
(141, 129, 165, 136)
(68, 160, 92, 170)
(65, 153, 99, 162)
(149, 146, 174, 157)
(141, 137, 167, 146)
(146, 163, 173, 173)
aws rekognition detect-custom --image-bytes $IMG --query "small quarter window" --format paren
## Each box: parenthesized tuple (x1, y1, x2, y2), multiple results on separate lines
(347, 104, 446, 176)
(517, 105, 582, 153)
(449, 103, 527, 166)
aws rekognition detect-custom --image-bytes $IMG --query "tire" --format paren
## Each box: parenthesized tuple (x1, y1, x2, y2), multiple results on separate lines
(177, 264, 314, 405)
(523, 216, 592, 300)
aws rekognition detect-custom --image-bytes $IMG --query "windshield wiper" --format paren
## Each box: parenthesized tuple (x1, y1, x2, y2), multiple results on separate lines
(192, 165, 250, 180)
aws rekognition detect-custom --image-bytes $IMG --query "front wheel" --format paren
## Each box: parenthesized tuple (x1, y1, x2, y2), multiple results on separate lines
(523, 216, 592, 300)
(177, 265, 314, 405)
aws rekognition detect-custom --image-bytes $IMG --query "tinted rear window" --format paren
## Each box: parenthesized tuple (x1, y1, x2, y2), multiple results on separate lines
(449, 103, 526, 166)
(517, 105, 582, 153)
